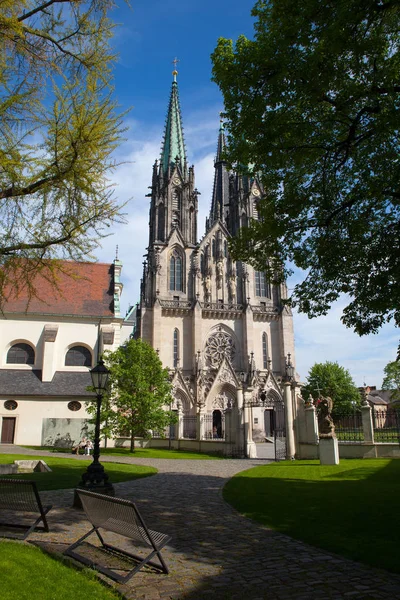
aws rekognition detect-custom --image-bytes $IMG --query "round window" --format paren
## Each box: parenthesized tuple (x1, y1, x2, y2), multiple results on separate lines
(4, 400, 18, 411)
(68, 401, 82, 412)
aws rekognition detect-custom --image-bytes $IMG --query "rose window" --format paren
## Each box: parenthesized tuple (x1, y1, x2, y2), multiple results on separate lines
(205, 332, 235, 368)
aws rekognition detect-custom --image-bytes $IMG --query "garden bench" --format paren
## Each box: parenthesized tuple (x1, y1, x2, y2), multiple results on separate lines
(64, 489, 171, 583)
(0, 479, 52, 540)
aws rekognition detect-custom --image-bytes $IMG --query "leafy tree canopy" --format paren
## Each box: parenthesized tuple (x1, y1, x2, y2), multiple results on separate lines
(301, 361, 360, 413)
(382, 359, 400, 402)
(212, 0, 400, 335)
(87, 339, 176, 452)
(0, 1, 126, 299)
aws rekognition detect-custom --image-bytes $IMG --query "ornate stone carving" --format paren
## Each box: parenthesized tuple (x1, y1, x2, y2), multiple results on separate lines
(204, 331, 236, 368)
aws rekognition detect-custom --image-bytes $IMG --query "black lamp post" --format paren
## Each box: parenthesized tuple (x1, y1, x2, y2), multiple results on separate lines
(284, 353, 295, 383)
(74, 359, 114, 506)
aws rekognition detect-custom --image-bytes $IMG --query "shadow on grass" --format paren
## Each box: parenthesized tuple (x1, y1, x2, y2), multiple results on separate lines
(2, 458, 400, 600)
(223, 459, 400, 575)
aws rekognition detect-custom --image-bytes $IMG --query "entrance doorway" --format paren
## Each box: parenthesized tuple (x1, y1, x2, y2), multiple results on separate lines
(212, 410, 222, 439)
(264, 409, 274, 438)
(1, 417, 16, 444)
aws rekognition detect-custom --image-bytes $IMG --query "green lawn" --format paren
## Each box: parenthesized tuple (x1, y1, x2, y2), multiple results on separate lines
(22, 445, 223, 459)
(223, 459, 400, 574)
(0, 540, 121, 600)
(0, 454, 156, 491)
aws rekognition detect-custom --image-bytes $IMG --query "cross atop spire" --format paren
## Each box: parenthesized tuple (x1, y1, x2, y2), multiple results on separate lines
(172, 57, 179, 81)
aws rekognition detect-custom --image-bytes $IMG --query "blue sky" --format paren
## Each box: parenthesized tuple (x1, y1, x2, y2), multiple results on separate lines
(95, 0, 399, 388)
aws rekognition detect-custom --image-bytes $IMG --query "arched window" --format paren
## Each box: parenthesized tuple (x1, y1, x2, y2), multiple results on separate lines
(169, 252, 182, 291)
(262, 333, 268, 369)
(157, 204, 165, 241)
(255, 271, 271, 298)
(173, 329, 180, 368)
(65, 345, 92, 367)
(7, 343, 34, 365)
(212, 238, 216, 258)
(224, 240, 228, 258)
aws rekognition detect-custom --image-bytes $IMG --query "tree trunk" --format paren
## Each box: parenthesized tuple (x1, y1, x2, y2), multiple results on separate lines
(130, 431, 135, 453)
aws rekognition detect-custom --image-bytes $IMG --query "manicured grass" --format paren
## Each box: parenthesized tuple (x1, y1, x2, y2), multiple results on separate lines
(22, 445, 223, 459)
(223, 459, 400, 574)
(0, 540, 121, 600)
(101, 447, 223, 459)
(0, 454, 156, 491)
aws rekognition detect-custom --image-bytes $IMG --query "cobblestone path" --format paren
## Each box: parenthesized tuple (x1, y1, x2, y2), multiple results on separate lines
(1, 446, 400, 599)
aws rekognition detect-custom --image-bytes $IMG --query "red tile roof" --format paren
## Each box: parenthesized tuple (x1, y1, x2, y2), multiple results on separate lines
(2, 261, 115, 317)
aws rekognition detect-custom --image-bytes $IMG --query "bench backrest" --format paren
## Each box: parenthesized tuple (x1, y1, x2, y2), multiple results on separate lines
(0, 479, 43, 513)
(77, 489, 153, 547)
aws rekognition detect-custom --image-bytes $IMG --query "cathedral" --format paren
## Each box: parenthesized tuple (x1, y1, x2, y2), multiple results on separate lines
(136, 70, 300, 459)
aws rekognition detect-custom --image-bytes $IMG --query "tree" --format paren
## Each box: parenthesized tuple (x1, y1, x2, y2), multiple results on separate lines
(301, 361, 360, 414)
(0, 1, 126, 300)
(212, 0, 400, 335)
(382, 360, 400, 402)
(89, 339, 176, 453)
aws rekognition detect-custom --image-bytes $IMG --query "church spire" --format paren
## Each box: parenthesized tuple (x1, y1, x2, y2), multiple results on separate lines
(160, 68, 186, 176)
(208, 118, 229, 230)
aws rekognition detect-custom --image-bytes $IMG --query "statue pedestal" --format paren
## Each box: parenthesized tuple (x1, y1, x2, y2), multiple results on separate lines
(319, 437, 339, 465)
(246, 440, 257, 458)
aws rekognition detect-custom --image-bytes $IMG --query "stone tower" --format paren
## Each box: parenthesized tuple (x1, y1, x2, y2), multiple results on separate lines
(137, 71, 299, 458)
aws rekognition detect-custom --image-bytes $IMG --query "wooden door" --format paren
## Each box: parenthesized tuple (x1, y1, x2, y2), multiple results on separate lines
(1, 417, 16, 443)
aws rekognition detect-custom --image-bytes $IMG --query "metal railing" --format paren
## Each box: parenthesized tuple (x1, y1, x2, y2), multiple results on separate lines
(202, 413, 225, 440)
(182, 415, 197, 439)
(373, 408, 400, 443)
(333, 409, 364, 443)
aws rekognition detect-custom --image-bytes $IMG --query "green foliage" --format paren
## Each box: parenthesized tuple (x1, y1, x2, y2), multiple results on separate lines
(0, 1, 127, 300)
(212, 0, 400, 335)
(223, 459, 400, 574)
(88, 339, 176, 452)
(382, 360, 400, 402)
(301, 361, 360, 413)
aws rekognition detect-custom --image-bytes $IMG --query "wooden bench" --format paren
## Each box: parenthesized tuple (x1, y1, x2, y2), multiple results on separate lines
(0, 479, 52, 540)
(64, 489, 171, 583)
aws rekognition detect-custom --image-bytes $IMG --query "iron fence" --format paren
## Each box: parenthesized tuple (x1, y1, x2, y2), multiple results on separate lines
(182, 415, 197, 439)
(333, 409, 364, 443)
(373, 408, 400, 443)
(203, 413, 225, 440)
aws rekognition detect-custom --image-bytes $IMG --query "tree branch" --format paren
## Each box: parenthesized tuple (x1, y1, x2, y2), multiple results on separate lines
(18, 0, 70, 22)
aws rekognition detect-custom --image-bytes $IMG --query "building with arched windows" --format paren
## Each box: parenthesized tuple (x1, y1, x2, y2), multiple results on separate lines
(136, 71, 300, 458)
(0, 261, 132, 446)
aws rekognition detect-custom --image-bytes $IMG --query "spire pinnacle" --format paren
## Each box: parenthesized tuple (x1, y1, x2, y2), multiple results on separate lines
(160, 62, 187, 176)
(209, 120, 229, 228)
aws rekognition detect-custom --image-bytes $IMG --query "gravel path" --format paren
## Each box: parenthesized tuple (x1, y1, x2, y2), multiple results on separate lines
(1, 445, 400, 599)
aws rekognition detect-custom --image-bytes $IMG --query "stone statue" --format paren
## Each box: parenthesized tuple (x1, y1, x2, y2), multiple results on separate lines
(317, 396, 336, 438)
(204, 274, 211, 300)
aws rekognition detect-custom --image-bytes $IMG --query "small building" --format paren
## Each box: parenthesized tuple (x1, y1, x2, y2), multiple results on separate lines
(0, 260, 130, 447)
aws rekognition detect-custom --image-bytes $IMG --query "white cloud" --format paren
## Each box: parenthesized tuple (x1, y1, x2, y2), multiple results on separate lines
(293, 297, 398, 388)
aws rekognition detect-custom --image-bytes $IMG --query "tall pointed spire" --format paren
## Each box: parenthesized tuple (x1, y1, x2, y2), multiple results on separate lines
(160, 68, 186, 175)
(209, 118, 229, 229)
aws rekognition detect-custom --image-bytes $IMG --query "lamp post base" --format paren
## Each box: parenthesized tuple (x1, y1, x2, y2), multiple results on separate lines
(73, 460, 115, 508)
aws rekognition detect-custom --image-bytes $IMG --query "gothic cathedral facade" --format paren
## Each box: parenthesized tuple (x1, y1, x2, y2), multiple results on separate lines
(136, 72, 298, 457)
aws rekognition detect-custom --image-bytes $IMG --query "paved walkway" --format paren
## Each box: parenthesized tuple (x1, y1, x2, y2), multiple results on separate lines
(1, 446, 400, 599)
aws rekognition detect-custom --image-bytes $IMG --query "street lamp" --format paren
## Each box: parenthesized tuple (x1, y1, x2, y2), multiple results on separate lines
(284, 353, 295, 382)
(74, 359, 114, 506)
